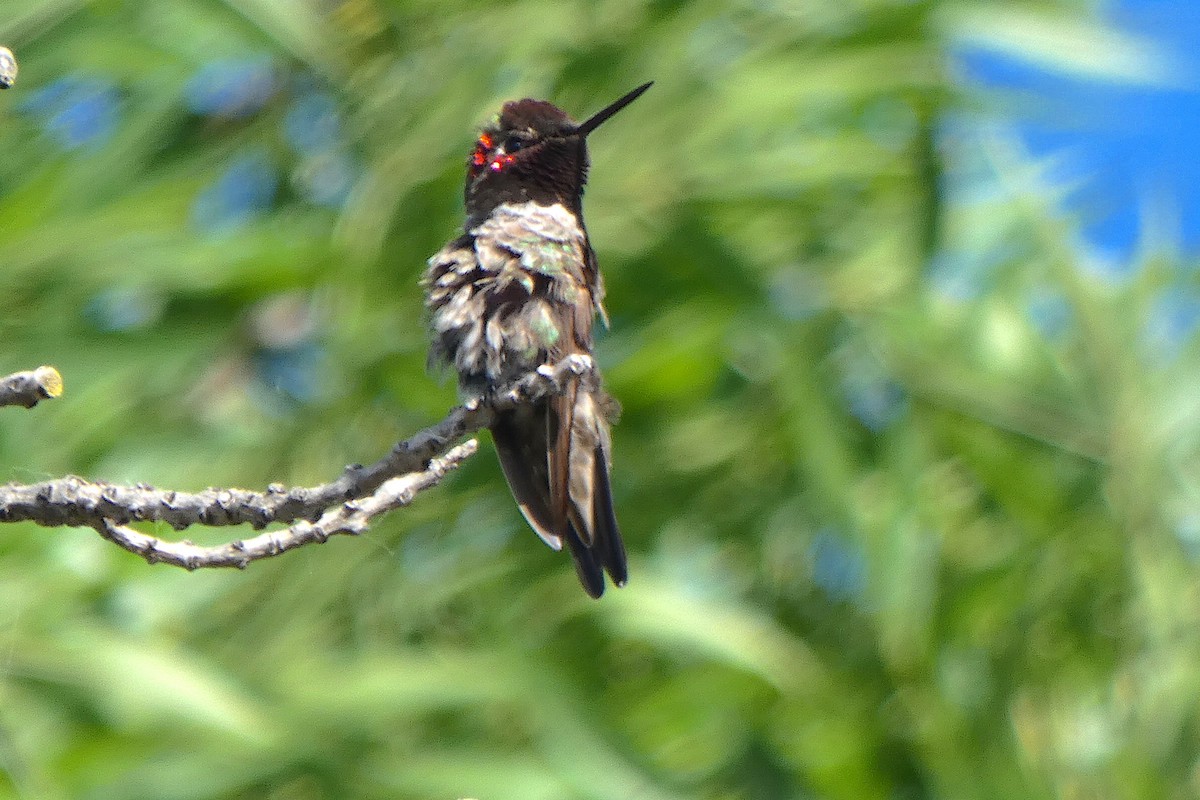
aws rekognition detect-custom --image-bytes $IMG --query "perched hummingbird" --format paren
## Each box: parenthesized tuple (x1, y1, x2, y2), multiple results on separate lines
(423, 82, 651, 597)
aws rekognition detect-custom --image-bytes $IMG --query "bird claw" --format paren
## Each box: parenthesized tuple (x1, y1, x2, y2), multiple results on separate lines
(535, 355, 596, 392)
(561, 354, 594, 376)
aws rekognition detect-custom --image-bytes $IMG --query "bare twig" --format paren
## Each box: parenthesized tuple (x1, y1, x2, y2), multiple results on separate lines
(0, 366, 63, 409)
(95, 440, 478, 569)
(0, 356, 596, 561)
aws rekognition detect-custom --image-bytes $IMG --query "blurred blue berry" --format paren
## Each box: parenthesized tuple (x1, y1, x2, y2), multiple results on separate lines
(839, 356, 908, 432)
(21, 75, 120, 150)
(186, 57, 277, 118)
(254, 342, 326, 404)
(294, 149, 357, 208)
(810, 528, 867, 603)
(283, 91, 343, 153)
(84, 287, 164, 332)
(192, 149, 279, 232)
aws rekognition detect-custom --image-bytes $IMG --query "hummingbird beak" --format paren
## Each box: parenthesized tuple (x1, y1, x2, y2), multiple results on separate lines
(573, 82, 653, 138)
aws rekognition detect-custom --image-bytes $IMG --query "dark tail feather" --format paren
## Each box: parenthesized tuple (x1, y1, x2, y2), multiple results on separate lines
(591, 444, 628, 587)
(564, 442, 626, 595)
(563, 524, 605, 598)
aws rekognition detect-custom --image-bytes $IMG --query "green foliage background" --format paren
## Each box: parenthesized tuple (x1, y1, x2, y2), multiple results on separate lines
(2, 1, 1199, 798)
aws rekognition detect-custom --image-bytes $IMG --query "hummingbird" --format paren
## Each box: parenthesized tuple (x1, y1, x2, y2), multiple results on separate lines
(423, 82, 651, 597)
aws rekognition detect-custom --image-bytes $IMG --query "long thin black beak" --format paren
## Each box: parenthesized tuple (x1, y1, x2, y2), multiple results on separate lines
(574, 81, 653, 138)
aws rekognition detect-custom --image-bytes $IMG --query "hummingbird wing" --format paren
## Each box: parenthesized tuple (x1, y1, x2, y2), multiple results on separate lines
(491, 404, 562, 551)
(582, 239, 610, 328)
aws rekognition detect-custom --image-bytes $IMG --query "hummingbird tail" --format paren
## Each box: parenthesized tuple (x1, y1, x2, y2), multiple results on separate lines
(491, 392, 626, 598)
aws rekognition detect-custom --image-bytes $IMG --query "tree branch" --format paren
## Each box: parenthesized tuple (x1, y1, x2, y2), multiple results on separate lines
(0, 366, 63, 409)
(0, 355, 597, 569)
(94, 440, 478, 569)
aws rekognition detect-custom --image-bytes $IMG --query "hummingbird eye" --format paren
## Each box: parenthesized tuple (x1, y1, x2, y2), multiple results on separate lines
(503, 135, 525, 154)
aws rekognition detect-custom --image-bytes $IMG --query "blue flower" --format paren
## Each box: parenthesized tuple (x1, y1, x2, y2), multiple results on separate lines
(283, 91, 343, 154)
(21, 75, 120, 150)
(810, 529, 867, 603)
(185, 57, 278, 118)
(191, 149, 279, 232)
(283, 90, 358, 208)
(84, 287, 164, 332)
(294, 149, 357, 208)
(254, 342, 326, 404)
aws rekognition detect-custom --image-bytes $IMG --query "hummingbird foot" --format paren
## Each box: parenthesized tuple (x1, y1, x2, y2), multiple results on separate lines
(537, 354, 598, 392)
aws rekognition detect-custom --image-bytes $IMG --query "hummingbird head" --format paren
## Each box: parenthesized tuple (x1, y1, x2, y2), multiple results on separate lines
(463, 82, 652, 226)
